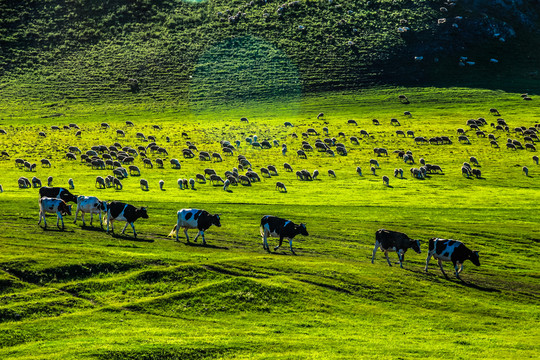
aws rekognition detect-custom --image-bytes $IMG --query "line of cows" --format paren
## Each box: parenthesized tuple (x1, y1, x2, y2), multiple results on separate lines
(37, 186, 480, 280)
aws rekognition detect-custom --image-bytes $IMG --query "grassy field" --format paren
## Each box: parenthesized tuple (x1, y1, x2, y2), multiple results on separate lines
(0, 87, 539, 359)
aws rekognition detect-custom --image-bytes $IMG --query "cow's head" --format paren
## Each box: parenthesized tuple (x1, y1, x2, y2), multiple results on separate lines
(212, 214, 222, 227)
(410, 239, 421, 254)
(138, 207, 149, 219)
(99, 201, 108, 212)
(470, 251, 480, 266)
(297, 223, 309, 236)
(62, 204, 72, 216)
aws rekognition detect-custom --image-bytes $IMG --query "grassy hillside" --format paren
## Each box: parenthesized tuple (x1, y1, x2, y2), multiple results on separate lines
(0, 87, 539, 359)
(2, 0, 540, 103)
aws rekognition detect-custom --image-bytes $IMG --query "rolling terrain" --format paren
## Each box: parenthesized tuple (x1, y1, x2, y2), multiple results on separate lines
(0, 88, 539, 359)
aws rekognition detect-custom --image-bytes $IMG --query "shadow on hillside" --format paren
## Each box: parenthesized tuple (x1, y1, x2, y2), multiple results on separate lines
(42, 227, 74, 233)
(185, 242, 229, 250)
(79, 225, 106, 232)
(459, 279, 501, 293)
(109, 233, 154, 242)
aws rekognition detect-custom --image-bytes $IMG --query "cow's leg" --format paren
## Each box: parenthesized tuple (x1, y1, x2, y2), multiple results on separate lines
(130, 222, 137, 237)
(262, 230, 269, 251)
(397, 250, 404, 268)
(184, 228, 190, 242)
(99, 212, 103, 228)
(73, 208, 79, 224)
(424, 253, 433, 272)
(121, 222, 129, 234)
(57, 212, 64, 230)
(457, 262, 464, 274)
(175, 219, 180, 242)
(454, 262, 462, 279)
(274, 235, 284, 251)
(40, 211, 47, 228)
(384, 251, 392, 267)
(106, 213, 112, 233)
(289, 238, 295, 255)
(89, 213, 94, 226)
(438, 259, 448, 278)
(81, 212, 86, 226)
(193, 229, 201, 242)
(371, 241, 380, 264)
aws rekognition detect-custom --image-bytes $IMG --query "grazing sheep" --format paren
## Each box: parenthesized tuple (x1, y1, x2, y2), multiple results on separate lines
(140, 179, 149, 191)
(32, 177, 42, 188)
(404, 111, 412, 117)
(382, 176, 389, 186)
(523, 166, 529, 176)
(239, 175, 251, 186)
(66, 152, 77, 160)
(371, 166, 377, 175)
(296, 171, 304, 180)
(317, 112, 324, 119)
(369, 159, 380, 168)
(470, 156, 479, 166)
(350, 136, 359, 144)
(18, 177, 31, 188)
(312, 169, 319, 180)
(113, 178, 122, 190)
(398, 95, 409, 103)
(348, 119, 358, 126)
(391, 118, 400, 126)
(472, 169, 482, 178)
(489, 108, 500, 116)
(533, 155, 539, 165)
(159, 180, 165, 191)
(396, 130, 405, 137)
(276, 181, 287, 192)
(326, 149, 335, 157)
(260, 167, 271, 178)
(210, 174, 225, 185)
(328, 169, 336, 177)
(189, 179, 195, 189)
(461, 166, 471, 178)
(394, 168, 399, 177)
(68, 178, 75, 189)
(155, 158, 164, 168)
(297, 150, 307, 159)
(41, 159, 52, 167)
(403, 154, 414, 164)
(116, 129, 125, 137)
(525, 144, 536, 151)
(490, 140, 499, 148)
(284, 121, 294, 127)
(170, 158, 181, 169)
(96, 176, 106, 189)
(177, 179, 184, 189)
(126, 120, 134, 126)
(47, 176, 53, 186)
(356, 166, 362, 176)
(101, 122, 110, 129)
(241, 117, 249, 123)
(506, 143, 516, 150)
(372, 119, 380, 125)
(458, 135, 470, 144)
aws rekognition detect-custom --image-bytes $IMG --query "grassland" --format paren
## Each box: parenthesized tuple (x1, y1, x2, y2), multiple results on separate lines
(0, 87, 539, 359)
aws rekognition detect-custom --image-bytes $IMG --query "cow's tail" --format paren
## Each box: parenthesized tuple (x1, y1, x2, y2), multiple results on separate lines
(168, 224, 177, 238)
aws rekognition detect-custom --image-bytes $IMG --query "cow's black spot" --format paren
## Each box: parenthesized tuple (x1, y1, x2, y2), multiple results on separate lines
(447, 240, 455, 246)
(185, 212, 192, 221)
(443, 252, 449, 257)
(194, 210, 202, 221)
(435, 241, 447, 254)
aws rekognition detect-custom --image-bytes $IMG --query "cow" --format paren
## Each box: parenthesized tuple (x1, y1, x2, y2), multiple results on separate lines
(260, 215, 308, 254)
(39, 187, 77, 203)
(74, 196, 108, 227)
(371, 229, 421, 268)
(38, 197, 72, 230)
(168, 209, 221, 245)
(105, 201, 148, 237)
(424, 238, 480, 280)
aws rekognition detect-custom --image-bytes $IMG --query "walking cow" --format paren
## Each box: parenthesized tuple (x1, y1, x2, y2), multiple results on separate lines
(74, 196, 108, 228)
(105, 201, 148, 238)
(39, 187, 78, 203)
(168, 209, 221, 245)
(371, 229, 421, 268)
(424, 238, 480, 280)
(38, 197, 72, 230)
(260, 215, 308, 254)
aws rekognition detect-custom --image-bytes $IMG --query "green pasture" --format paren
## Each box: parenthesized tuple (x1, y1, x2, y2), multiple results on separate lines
(0, 87, 539, 359)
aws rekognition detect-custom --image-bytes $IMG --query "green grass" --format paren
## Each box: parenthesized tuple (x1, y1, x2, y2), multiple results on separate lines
(0, 87, 539, 359)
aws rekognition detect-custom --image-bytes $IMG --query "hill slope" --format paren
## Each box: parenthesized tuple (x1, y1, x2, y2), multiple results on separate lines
(1, 0, 539, 102)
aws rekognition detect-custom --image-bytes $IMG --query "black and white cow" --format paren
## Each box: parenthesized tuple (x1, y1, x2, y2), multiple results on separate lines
(105, 201, 148, 237)
(424, 238, 480, 279)
(371, 229, 421, 268)
(74, 196, 108, 228)
(39, 186, 77, 203)
(260, 215, 308, 254)
(38, 197, 72, 230)
(168, 209, 221, 245)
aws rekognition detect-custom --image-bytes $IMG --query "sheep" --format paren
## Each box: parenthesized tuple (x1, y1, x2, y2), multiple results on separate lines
(390, 118, 400, 126)
(328, 169, 336, 177)
(296, 171, 304, 180)
(223, 179, 231, 191)
(371, 166, 377, 175)
(189, 179, 195, 189)
(356, 166, 362, 176)
(382, 175, 390, 186)
(18, 177, 31, 188)
(239, 175, 251, 186)
(66, 152, 77, 160)
(212, 152, 223, 162)
(490, 140, 499, 148)
(96, 176, 106, 189)
(525, 144, 537, 151)
(152, 124, 162, 130)
(398, 95, 409, 103)
(533, 155, 539, 165)
(461, 166, 471, 178)
(68, 178, 75, 189)
(396, 130, 405, 137)
(472, 169, 482, 178)
(394, 168, 399, 177)
(326, 149, 335, 157)
(317, 112, 324, 119)
(470, 157, 479, 166)
(489, 108, 500, 116)
(458, 135, 470, 144)
(322, 127, 329, 135)
(312, 169, 319, 180)
(260, 167, 271, 178)
(241, 117, 249, 123)
(506, 143, 517, 150)
(101, 122, 110, 129)
(140, 179, 149, 191)
(47, 176, 53, 186)
(284, 121, 294, 127)
(40, 159, 52, 168)
(348, 119, 358, 126)
(523, 166, 529, 176)
(403, 154, 414, 164)
(372, 119, 380, 125)
(155, 158, 164, 168)
(350, 136, 359, 144)
(170, 158, 181, 169)
(369, 159, 380, 168)
(177, 179, 184, 190)
(419, 158, 426, 165)
(297, 150, 307, 159)
(210, 174, 225, 185)
(116, 129, 125, 137)
(159, 180, 165, 191)
(38, 131, 46, 137)
(32, 177, 42, 188)
(404, 111, 412, 117)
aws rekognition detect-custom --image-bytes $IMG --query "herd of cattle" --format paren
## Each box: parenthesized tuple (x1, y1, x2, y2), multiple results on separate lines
(37, 185, 479, 280)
